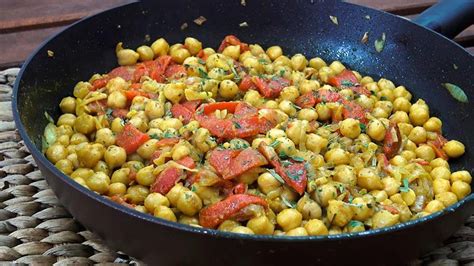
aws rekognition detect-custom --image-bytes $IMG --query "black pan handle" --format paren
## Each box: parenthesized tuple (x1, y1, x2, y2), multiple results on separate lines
(413, 0, 474, 39)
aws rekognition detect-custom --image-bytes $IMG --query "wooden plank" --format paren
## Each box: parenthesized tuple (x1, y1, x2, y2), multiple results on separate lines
(349, 0, 436, 15)
(0, 0, 135, 33)
(0, 26, 65, 69)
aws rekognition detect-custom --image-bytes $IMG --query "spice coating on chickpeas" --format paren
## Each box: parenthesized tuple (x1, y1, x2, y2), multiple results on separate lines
(42, 35, 470, 236)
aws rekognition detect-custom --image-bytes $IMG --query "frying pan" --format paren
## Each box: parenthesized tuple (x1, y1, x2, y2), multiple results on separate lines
(12, 0, 474, 265)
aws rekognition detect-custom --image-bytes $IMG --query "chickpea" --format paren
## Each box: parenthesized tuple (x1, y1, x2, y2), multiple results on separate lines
(371, 190, 388, 203)
(393, 86, 411, 100)
(430, 158, 449, 169)
(340, 118, 361, 139)
(230, 226, 254, 235)
(351, 197, 375, 221)
(243, 57, 264, 74)
(57, 114, 76, 128)
(55, 159, 74, 175)
(400, 188, 416, 206)
(176, 190, 202, 216)
(217, 220, 240, 232)
(73, 81, 91, 99)
(390, 155, 407, 167)
(46, 144, 68, 164)
(166, 183, 188, 206)
(382, 177, 400, 196)
(424, 200, 445, 213)
(431, 166, 451, 180)
(407, 126, 426, 144)
(151, 38, 169, 56)
(59, 97, 76, 114)
(299, 79, 319, 94)
(258, 172, 281, 194)
(443, 140, 465, 158)
(450, 170, 472, 184)
(243, 90, 264, 107)
(357, 168, 383, 190)
(178, 215, 199, 225)
(324, 148, 349, 166)
(74, 114, 96, 135)
(280, 86, 300, 102)
(424, 117, 442, 132)
(433, 178, 451, 195)
(314, 183, 337, 207)
(218, 80, 239, 99)
(252, 137, 271, 149)
(111, 168, 131, 185)
(435, 192, 458, 207)
(247, 216, 274, 235)
(86, 172, 110, 194)
(94, 160, 110, 176)
(451, 181, 471, 200)
(278, 100, 297, 117)
(267, 129, 286, 140)
(297, 108, 318, 122)
(286, 227, 308, 236)
(306, 134, 328, 154)
(137, 45, 154, 61)
(316, 103, 331, 121)
(117, 49, 139, 66)
(303, 219, 327, 236)
(392, 97, 411, 112)
(95, 128, 115, 147)
(277, 209, 302, 232)
(308, 57, 326, 70)
(154, 205, 177, 222)
(144, 193, 170, 213)
(183, 37, 202, 55)
(126, 185, 149, 204)
(333, 165, 357, 186)
(327, 200, 353, 227)
(135, 165, 155, 186)
(170, 48, 191, 64)
(409, 106, 429, 126)
(172, 145, 190, 161)
(104, 145, 127, 169)
(107, 182, 126, 197)
(110, 118, 125, 133)
(265, 46, 283, 61)
(415, 145, 436, 162)
(275, 137, 296, 156)
(372, 210, 399, 229)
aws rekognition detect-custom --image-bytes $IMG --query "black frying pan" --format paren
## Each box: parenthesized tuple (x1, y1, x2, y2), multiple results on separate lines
(12, 0, 474, 265)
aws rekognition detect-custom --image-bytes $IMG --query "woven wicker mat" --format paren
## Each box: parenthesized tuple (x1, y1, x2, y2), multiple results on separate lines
(1, 67, 473, 266)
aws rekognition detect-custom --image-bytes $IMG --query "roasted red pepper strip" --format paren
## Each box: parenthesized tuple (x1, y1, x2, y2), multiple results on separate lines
(223, 148, 268, 180)
(116, 124, 150, 154)
(111, 108, 129, 119)
(258, 143, 307, 195)
(350, 86, 371, 97)
(238, 75, 257, 91)
(217, 35, 250, 53)
(150, 167, 184, 195)
(171, 104, 194, 124)
(156, 138, 180, 148)
(202, 102, 239, 115)
(209, 149, 241, 175)
(383, 123, 402, 159)
(176, 156, 196, 169)
(341, 100, 368, 124)
(327, 69, 358, 87)
(295, 92, 317, 108)
(253, 76, 290, 98)
(165, 64, 187, 79)
(199, 194, 267, 228)
(382, 205, 400, 214)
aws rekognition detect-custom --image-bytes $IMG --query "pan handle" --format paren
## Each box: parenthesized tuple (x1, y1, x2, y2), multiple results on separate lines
(413, 0, 474, 39)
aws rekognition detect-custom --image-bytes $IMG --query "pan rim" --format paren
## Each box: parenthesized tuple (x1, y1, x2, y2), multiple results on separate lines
(11, 0, 474, 243)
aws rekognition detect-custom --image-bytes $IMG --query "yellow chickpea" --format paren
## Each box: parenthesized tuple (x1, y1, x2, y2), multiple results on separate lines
(424, 117, 442, 132)
(382, 177, 400, 196)
(327, 200, 354, 227)
(409, 105, 429, 126)
(277, 209, 302, 232)
(324, 148, 350, 166)
(290, 54, 307, 71)
(59, 97, 76, 114)
(184, 37, 202, 55)
(136, 166, 156, 186)
(443, 140, 465, 158)
(430, 158, 449, 169)
(340, 118, 361, 139)
(304, 219, 328, 236)
(351, 197, 375, 221)
(243, 90, 264, 107)
(309, 57, 326, 70)
(176, 190, 202, 216)
(451, 181, 471, 200)
(151, 38, 170, 56)
(280, 86, 300, 102)
(247, 216, 274, 235)
(170, 48, 191, 64)
(415, 145, 436, 162)
(278, 100, 297, 117)
(172, 145, 190, 161)
(126, 185, 149, 204)
(258, 172, 282, 194)
(296, 196, 322, 220)
(435, 192, 457, 208)
(392, 97, 411, 112)
(433, 178, 451, 195)
(275, 137, 296, 156)
(286, 227, 308, 236)
(108, 182, 126, 196)
(104, 145, 127, 169)
(431, 166, 451, 180)
(46, 144, 68, 164)
(231, 226, 254, 235)
(424, 200, 445, 213)
(110, 168, 131, 185)
(136, 45, 154, 61)
(154, 206, 177, 222)
(333, 165, 357, 186)
(55, 159, 74, 175)
(222, 45, 240, 60)
(357, 168, 383, 190)
(166, 183, 188, 206)
(407, 126, 427, 144)
(117, 49, 139, 66)
(366, 119, 386, 142)
(314, 183, 337, 207)
(86, 172, 110, 194)
(73, 114, 96, 135)
(219, 80, 239, 99)
(450, 171, 472, 184)
(218, 220, 241, 232)
(297, 108, 318, 121)
(400, 188, 416, 206)
(266, 46, 283, 61)
(372, 210, 399, 229)
(329, 61, 346, 75)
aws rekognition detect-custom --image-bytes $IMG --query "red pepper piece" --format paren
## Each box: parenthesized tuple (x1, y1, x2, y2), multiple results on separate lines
(171, 104, 194, 124)
(156, 138, 180, 148)
(165, 64, 187, 79)
(217, 35, 249, 53)
(223, 148, 268, 180)
(341, 100, 368, 124)
(111, 108, 129, 119)
(209, 149, 242, 175)
(295, 92, 317, 108)
(234, 102, 258, 118)
(176, 156, 196, 169)
(258, 143, 307, 195)
(232, 183, 247, 194)
(116, 124, 150, 154)
(383, 123, 402, 159)
(350, 86, 371, 97)
(239, 75, 257, 91)
(150, 167, 184, 195)
(327, 69, 358, 87)
(199, 194, 267, 228)
(316, 89, 342, 103)
(253, 76, 290, 98)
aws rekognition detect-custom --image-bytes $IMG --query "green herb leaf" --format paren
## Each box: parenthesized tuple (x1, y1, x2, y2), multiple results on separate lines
(442, 83, 468, 103)
(286, 170, 300, 181)
(374, 32, 386, 53)
(380, 96, 387, 101)
(281, 160, 292, 167)
(279, 69, 286, 77)
(349, 220, 363, 228)
(329, 15, 338, 25)
(400, 178, 410, 193)
(258, 58, 269, 65)
(198, 58, 205, 65)
(230, 64, 241, 83)
(290, 156, 305, 162)
(282, 196, 297, 208)
(279, 151, 288, 159)
(338, 184, 345, 194)
(269, 140, 281, 148)
(233, 121, 242, 129)
(359, 123, 366, 133)
(195, 107, 204, 115)
(198, 68, 209, 79)
(44, 111, 54, 124)
(268, 169, 285, 184)
(291, 102, 301, 110)
(191, 185, 197, 192)
(162, 131, 176, 139)
(341, 80, 355, 87)
(149, 133, 160, 139)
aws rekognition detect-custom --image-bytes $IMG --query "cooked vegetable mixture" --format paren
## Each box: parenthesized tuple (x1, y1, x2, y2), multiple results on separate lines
(43, 35, 472, 236)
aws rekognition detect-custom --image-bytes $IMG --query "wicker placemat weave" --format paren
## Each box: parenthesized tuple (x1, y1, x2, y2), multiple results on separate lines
(0, 67, 473, 265)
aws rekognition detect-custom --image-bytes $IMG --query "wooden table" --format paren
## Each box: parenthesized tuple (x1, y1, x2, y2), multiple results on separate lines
(0, 0, 473, 68)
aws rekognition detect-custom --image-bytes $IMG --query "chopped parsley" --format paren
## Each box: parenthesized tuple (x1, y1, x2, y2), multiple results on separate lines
(359, 123, 366, 133)
(268, 169, 285, 184)
(149, 133, 160, 139)
(400, 178, 410, 193)
(162, 131, 176, 139)
(269, 140, 281, 148)
(291, 156, 305, 162)
(282, 197, 297, 209)
(198, 68, 209, 79)
(258, 58, 269, 65)
(380, 96, 388, 101)
(341, 80, 354, 87)
(233, 121, 242, 129)
(105, 108, 113, 119)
